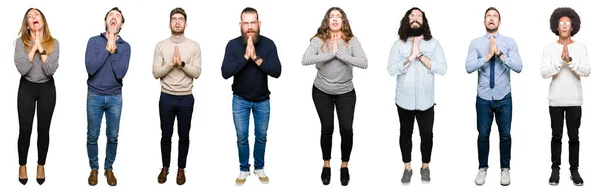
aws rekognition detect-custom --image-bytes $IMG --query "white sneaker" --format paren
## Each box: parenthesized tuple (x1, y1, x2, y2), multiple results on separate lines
(475, 168, 487, 186)
(235, 171, 250, 186)
(254, 169, 269, 184)
(500, 168, 510, 186)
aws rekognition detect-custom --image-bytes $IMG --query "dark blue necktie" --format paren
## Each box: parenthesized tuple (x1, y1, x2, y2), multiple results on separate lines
(490, 56, 495, 89)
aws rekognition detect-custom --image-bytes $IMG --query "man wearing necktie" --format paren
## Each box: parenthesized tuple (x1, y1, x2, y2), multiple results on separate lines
(465, 7, 523, 186)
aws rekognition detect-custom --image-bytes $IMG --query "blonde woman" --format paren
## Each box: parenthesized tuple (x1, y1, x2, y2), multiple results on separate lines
(15, 8, 59, 185)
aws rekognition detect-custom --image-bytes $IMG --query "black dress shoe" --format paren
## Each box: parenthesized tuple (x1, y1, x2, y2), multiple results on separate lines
(321, 167, 331, 185)
(340, 167, 350, 186)
(19, 178, 28, 185)
(37, 178, 45, 185)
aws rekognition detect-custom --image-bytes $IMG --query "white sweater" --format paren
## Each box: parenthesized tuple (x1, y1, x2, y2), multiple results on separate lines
(540, 41, 591, 106)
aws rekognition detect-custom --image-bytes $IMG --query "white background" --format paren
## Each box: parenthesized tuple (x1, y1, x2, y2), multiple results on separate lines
(0, 0, 598, 192)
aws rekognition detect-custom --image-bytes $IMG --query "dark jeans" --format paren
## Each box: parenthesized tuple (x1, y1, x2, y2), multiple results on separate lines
(396, 105, 434, 163)
(549, 106, 581, 170)
(312, 86, 356, 162)
(159, 92, 194, 169)
(17, 77, 56, 166)
(476, 93, 512, 169)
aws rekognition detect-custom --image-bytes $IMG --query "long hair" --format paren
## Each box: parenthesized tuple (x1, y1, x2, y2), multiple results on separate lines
(550, 7, 580, 36)
(398, 7, 432, 42)
(19, 8, 55, 54)
(312, 7, 354, 52)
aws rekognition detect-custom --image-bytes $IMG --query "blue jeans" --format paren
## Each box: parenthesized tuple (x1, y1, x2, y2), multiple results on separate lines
(87, 91, 122, 170)
(232, 95, 270, 172)
(476, 93, 512, 169)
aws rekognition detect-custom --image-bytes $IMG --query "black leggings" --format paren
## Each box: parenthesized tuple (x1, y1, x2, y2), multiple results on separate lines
(17, 77, 56, 166)
(312, 86, 356, 162)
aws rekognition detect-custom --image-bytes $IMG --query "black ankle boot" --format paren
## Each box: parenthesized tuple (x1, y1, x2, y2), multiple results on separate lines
(321, 167, 331, 185)
(340, 167, 350, 186)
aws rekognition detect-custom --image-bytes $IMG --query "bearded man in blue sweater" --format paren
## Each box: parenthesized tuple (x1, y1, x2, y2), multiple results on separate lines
(84, 7, 130, 187)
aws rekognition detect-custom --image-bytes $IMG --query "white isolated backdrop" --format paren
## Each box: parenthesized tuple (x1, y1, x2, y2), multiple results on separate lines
(0, 0, 598, 193)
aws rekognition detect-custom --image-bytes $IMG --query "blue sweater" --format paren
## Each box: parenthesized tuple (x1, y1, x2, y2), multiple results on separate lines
(85, 33, 131, 95)
(221, 35, 281, 102)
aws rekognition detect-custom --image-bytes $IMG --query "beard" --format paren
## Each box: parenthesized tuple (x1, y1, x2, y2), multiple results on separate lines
(486, 25, 498, 33)
(171, 25, 184, 35)
(407, 22, 425, 37)
(241, 28, 261, 45)
(105, 25, 122, 34)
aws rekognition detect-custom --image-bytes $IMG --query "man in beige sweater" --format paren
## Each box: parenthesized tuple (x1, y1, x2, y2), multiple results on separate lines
(152, 7, 201, 186)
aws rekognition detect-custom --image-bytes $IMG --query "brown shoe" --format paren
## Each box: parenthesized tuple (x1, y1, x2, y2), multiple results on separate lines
(158, 168, 169, 184)
(88, 170, 98, 186)
(176, 168, 186, 185)
(105, 170, 117, 186)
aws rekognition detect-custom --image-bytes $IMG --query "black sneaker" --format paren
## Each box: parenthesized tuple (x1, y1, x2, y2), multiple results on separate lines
(321, 167, 331, 185)
(570, 170, 584, 186)
(549, 169, 559, 185)
(340, 167, 350, 186)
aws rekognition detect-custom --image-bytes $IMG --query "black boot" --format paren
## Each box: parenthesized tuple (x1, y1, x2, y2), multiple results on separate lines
(321, 167, 331, 185)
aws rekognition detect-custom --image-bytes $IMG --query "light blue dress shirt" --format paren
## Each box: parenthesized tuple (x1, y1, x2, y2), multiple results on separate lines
(465, 33, 523, 101)
(388, 38, 447, 111)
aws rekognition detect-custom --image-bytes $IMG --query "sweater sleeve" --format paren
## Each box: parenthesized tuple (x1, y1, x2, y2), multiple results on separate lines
(182, 42, 202, 79)
(152, 43, 173, 79)
(41, 40, 60, 76)
(540, 45, 560, 79)
(301, 37, 335, 66)
(568, 44, 591, 77)
(221, 41, 247, 79)
(85, 37, 110, 76)
(14, 39, 34, 75)
(336, 37, 368, 69)
(258, 41, 281, 78)
(110, 42, 130, 79)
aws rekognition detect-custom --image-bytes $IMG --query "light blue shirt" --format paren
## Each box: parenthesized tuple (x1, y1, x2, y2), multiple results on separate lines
(388, 38, 447, 111)
(465, 33, 523, 101)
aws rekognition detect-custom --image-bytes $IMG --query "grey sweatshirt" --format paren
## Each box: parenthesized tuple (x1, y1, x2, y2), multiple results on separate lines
(301, 36, 368, 95)
(14, 39, 59, 83)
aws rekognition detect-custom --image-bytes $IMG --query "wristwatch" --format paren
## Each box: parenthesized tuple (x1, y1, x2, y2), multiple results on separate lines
(253, 56, 261, 63)
(180, 61, 186, 67)
(497, 51, 504, 57)
(566, 57, 572, 63)
(417, 53, 424, 60)
(40, 50, 47, 55)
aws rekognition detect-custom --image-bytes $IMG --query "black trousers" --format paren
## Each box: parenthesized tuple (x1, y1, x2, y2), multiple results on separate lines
(159, 92, 194, 169)
(396, 105, 434, 163)
(18, 77, 56, 165)
(312, 86, 356, 162)
(549, 106, 581, 170)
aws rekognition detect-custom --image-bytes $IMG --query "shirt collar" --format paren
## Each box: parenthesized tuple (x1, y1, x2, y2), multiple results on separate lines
(486, 32, 500, 39)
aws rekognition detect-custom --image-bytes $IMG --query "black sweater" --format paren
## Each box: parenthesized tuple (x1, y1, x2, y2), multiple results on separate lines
(221, 35, 281, 102)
